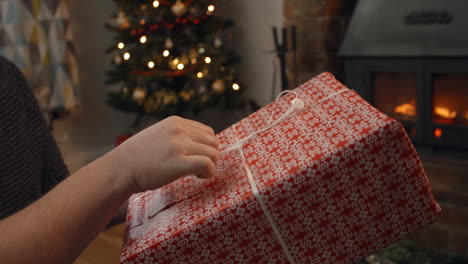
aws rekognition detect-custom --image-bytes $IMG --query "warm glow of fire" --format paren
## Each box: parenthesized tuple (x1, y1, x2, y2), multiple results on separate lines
(434, 128, 443, 138)
(396, 101, 458, 120)
(434, 107, 457, 119)
(394, 103, 416, 117)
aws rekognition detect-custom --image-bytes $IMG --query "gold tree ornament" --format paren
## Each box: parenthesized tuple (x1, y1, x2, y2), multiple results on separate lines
(179, 90, 194, 101)
(188, 48, 198, 59)
(211, 79, 225, 93)
(122, 86, 129, 95)
(133, 88, 146, 103)
(171, 1, 188, 17)
(116, 12, 130, 29)
(162, 93, 178, 104)
(114, 55, 123, 65)
(180, 55, 190, 65)
(214, 37, 222, 48)
(198, 84, 207, 93)
(144, 98, 158, 112)
(165, 38, 174, 49)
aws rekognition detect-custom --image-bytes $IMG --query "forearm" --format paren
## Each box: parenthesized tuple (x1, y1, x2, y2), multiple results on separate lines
(0, 116, 219, 263)
(0, 152, 131, 264)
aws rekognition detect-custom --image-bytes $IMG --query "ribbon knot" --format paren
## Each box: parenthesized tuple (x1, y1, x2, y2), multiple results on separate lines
(221, 91, 305, 154)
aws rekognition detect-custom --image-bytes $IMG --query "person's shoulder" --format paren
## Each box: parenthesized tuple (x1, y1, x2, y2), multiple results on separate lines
(0, 56, 13, 65)
(0, 57, 28, 89)
(0, 56, 38, 115)
(0, 56, 23, 76)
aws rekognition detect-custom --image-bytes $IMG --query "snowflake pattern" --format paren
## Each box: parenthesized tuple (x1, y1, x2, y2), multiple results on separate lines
(120, 72, 441, 264)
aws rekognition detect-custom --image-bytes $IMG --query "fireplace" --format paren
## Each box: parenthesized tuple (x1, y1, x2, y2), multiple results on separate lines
(339, 0, 468, 150)
(339, 0, 468, 255)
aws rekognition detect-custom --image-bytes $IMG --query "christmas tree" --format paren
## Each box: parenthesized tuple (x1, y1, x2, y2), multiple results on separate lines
(106, 0, 244, 128)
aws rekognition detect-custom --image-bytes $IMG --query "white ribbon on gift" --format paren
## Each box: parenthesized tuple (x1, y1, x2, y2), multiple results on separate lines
(220, 88, 348, 264)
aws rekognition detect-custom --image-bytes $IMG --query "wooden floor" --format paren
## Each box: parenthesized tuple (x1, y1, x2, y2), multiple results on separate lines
(74, 224, 126, 264)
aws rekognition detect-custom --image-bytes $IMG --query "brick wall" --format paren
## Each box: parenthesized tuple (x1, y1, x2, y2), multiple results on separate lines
(284, 0, 357, 85)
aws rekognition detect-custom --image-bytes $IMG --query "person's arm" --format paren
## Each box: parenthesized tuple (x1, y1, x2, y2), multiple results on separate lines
(0, 116, 219, 264)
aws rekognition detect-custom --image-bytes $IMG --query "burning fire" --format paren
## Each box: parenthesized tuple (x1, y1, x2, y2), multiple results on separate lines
(394, 102, 417, 117)
(434, 106, 457, 119)
(394, 101, 459, 121)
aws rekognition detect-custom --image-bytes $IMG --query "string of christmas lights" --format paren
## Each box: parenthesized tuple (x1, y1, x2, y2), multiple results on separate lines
(106, 0, 245, 125)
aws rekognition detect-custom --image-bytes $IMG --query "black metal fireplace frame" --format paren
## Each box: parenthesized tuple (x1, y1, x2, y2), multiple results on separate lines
(344, 57, 468, 150)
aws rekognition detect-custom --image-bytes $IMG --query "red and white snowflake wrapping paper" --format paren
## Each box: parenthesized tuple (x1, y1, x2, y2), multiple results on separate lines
(120, 72, 441, 264)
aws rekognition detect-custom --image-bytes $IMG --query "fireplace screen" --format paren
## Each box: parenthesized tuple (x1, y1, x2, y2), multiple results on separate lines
(373, 72, 418, 136)
(432, 73, 468, 126)
(339, 0, 468, 150)
(374, 72, 418, 121)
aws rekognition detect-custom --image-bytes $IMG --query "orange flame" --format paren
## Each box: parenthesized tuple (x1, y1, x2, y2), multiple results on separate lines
(434, 107, 457, 119)
(395, 103, 416, 117)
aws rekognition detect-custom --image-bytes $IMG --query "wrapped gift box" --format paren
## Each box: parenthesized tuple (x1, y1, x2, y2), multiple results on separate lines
(120, 72, 441, 264)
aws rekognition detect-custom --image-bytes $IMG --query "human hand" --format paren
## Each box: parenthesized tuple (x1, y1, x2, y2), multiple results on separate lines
(107, 116, 219, 194)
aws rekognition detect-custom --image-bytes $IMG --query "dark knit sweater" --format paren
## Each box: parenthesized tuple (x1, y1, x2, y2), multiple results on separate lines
(0, 57, 68, 220)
